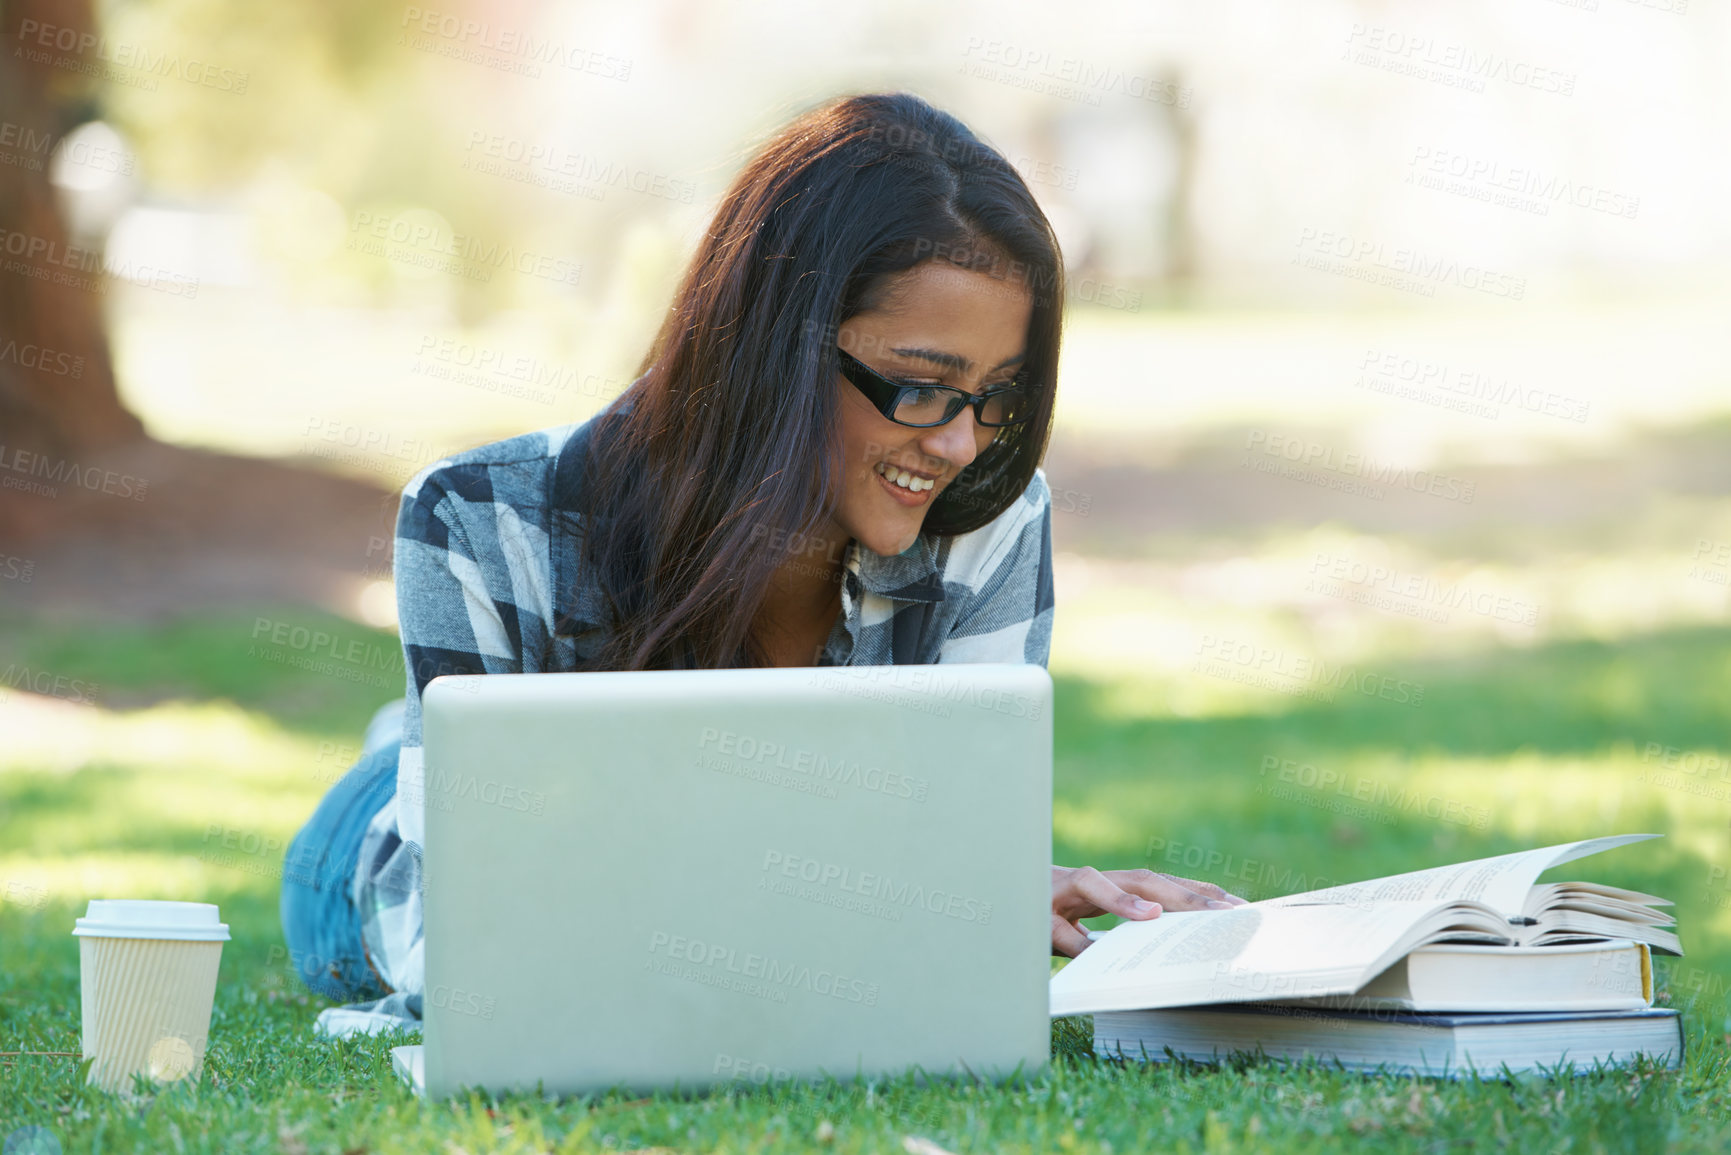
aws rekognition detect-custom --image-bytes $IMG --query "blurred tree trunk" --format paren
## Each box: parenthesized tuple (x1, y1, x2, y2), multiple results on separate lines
(0, 0, 145, 459)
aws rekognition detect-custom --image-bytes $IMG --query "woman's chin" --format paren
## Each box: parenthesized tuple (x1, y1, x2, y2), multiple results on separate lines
(851, 520, 923, 559)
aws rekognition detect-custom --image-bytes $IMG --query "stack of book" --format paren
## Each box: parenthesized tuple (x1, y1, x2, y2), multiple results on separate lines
(1050, 833, 1684, 1077)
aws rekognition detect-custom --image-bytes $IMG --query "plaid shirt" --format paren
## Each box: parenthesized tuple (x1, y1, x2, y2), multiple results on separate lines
(324, 389, 1055, 1037)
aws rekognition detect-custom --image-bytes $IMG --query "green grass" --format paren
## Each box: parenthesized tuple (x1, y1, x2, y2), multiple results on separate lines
(3, 608, 1730, 1153)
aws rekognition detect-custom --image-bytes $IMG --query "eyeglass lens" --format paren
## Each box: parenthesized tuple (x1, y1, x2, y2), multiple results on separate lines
(894, 385, 1031, 427)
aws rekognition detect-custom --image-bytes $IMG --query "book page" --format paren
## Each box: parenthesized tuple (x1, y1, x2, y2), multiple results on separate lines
(1534, 895, 1674, 926)
(1526, 881, 1674, 915)
(1049, 900, 1483, 1015)
(1527, 910, 1682, 954)
(1258, 834, 1659, 917)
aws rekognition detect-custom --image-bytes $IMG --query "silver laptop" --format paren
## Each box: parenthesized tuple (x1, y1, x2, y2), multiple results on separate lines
(394, 662, 1053, 1099)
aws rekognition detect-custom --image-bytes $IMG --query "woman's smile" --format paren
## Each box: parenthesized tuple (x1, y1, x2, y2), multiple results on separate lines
(873, 460, 935, 506)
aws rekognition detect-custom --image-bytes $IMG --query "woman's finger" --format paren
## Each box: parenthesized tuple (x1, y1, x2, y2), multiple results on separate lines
(1053, 865, 1163, 922)
(1152, 872, 1248, 905)
(1050, 912, 1095, 958)
(1109, 868, 1240, 912)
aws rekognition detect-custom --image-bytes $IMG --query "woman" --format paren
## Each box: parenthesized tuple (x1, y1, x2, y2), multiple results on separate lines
(280, 91, 1243, 1035)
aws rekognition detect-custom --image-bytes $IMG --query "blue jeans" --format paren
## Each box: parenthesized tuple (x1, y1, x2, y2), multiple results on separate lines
(279, 738, 400, 1002)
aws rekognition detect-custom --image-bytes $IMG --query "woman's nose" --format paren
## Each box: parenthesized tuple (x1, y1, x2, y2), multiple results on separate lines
(918, 405, 984, 473)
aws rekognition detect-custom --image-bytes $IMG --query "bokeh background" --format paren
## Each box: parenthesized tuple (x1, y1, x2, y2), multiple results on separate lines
(3, 0, 1730, 1130)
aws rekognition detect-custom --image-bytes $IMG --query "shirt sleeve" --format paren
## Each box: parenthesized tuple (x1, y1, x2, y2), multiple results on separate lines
(392, 464, 527, 851)
(935, 468, 1055, 668)
(348, 463, 530, 1004)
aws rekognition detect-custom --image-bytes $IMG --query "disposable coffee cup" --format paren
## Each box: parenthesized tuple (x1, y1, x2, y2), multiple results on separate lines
(72, 899, 229, 1096)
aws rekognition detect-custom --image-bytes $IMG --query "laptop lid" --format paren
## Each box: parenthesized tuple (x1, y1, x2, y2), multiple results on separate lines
(419, 662, 1053, 1099)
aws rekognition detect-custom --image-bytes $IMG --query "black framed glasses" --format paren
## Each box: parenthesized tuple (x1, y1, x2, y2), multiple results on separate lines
(837, 347, 1036, 428)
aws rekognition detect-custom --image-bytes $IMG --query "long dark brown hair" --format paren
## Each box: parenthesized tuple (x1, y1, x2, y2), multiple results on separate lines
(573, 91, 1065, 670)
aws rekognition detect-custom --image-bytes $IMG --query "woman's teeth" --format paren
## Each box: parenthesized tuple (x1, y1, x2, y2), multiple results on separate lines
(876, 461, 934, 492)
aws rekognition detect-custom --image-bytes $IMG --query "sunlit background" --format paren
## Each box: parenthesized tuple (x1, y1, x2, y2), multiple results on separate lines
(4, 0, 1730, 1032)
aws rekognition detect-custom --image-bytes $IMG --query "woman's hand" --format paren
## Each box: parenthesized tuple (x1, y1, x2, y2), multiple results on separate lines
(1050, 865, 1248, 958)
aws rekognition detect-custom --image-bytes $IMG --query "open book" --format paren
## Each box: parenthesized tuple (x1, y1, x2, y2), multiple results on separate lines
(1051, 834, 1679, 1017)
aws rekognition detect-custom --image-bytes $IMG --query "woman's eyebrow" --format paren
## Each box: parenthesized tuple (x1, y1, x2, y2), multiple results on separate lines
(888, 346, 1027, 374)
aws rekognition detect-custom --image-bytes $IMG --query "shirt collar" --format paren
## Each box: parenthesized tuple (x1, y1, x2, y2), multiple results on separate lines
(848, 533, 947, 603)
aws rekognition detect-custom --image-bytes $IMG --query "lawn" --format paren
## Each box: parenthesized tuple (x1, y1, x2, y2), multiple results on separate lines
(2, 606, 1729, 1153)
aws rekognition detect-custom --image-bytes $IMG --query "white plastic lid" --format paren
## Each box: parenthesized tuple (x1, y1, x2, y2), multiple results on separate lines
(72, 899, 230, 942)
